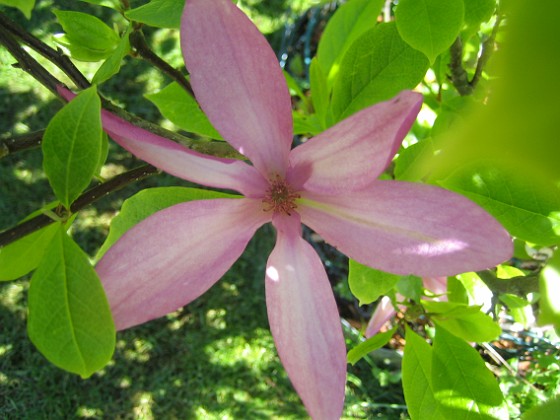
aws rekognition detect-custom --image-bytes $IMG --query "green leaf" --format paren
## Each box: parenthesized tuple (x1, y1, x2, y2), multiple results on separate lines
(394, 137, 437, 181)
(499, 293, 532, 327)
(395, 0, 464, 63)
(96, 187, 239, 260)
(0, 0, 35, 18)
(463, 0, 496, 34)
(402, 327, 446, 420)
(0, 223, 60, 281)
(309, 57, 329, 128)
(292, 113, 323, 136)
(316, 0, 384, 86)
(145, 82, 222, 140)
(348, 259, 400, 305)
(125, 0, 183, 28)
(78, 0, 118, 8)
(92, 25, 131, 85)
(432, 325, 508, 418)
(42, 86, 102, 208)
(446, 276, 469, 304)
(523, 396, 560, 420)
(538, 251, 560, 330)
(27, 227, 115, 378)
(423, 301, 501, 342)
(53, 10, 119, 62)
(347, 326, 397, 365)
(331, 22, 429, 121)
(439, 164, 560, 246)
(396, 275, 423, 302)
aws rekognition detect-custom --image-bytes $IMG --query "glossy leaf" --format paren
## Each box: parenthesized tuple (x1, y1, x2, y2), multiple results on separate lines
(538, 251, 560, 330)
(348, 259, 400, 305)
(403, 327, 446, 419)
(432, 326, 508, 418)
(92, 25, 131, 85)
(96, 187, 239, 259)
(42, 86, 102, 208)
(423, 300, 501, 342)
(464, 0, 496, 34)
(395, 0, 464, 63)
(145, 82, 222, 140)
(27, 227, 115, 378)
(0, 0, 35, 18)
(125, 0, 183, 28)
(331, 22, 429, 120)
(316, 0, 384, 85)
(52, 10, 119, 62)
(347, 326, 397, 365)
(0, 223, 59, 281)
(440, 164, 560, 246)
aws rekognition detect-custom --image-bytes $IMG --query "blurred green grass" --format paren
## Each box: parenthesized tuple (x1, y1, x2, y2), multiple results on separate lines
(0, 1, 408, 418)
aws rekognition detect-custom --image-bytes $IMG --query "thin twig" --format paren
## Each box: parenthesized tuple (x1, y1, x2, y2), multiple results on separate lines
(470, 13, 503, 89)
(0, 164, 160, 249)
(449, 36, 473, 96)
(0, 12, 90, 90)
(129, 28, 194, 96)
(0, 130, 44, 159)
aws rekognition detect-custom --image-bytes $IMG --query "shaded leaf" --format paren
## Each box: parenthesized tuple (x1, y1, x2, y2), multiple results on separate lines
(347, 326, 397, 365)
(125, 0, 183, 28)
(92, 25, 131, 85)
(0, 0, 35, 18)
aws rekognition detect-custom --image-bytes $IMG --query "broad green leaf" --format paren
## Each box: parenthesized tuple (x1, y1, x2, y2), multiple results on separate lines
(78, 0, 118, 8)
(522, 396, 560, 420)
(432, 326, 508, 418)
(27, 227, 115, 378)
(440, 164, 560, 246)
(446, 276, 469, 304)
(538, 251, 560, 330)
(96, 187, 239, 259)
(456, 272, 493, 309)
(499, 293, 532, 327)
(95, 133, 109, 176)
(0, 223, 60, 281)
(0, 0, 35, 18)
(423, 301, 501, 342)
(292, 113, 323, 136)
(463, 0, 496, 34)
(125, 0, 183, 28)
(348, 259, 400, 305)
(395, 0, 464, 63)
(52, 10, 119, 62)
(43, 86, 102, 208)
(92, 25, 131, 85)
(145, 82, 222, 140)
(309, 58, 328, 128)
(347, 326, 397, 365)
(316, 0, 384, 86)
(330, 22, 429, 121)
(394, 137, 437, 181)
(396, 275, 423, 302)
(402, 327, 446, 420)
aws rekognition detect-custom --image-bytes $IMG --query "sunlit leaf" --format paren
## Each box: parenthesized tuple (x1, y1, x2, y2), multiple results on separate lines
(27, 227, 115, 378)
(538, 251, 560, 330)
(348, 259, 400, 305)
(92, 25, 131, 85)
(347, 326, 397, 365)
(0, 0, 35, 18)
(125, 0, 184, 28)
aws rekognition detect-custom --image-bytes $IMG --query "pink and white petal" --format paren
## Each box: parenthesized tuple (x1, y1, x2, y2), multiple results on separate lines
(298, 181, 513, 277)
(181, 0, 293, 177)
(287, 91, 422, 194)
(58, 86, 267, 197)
(423, 276, 448, 300)
(97, 198, 269, 330)
(266, 213, 346, 419)
(365, 296, 396, 338)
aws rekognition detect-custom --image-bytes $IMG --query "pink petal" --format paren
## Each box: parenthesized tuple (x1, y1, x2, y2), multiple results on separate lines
(288, 91, 422, 194)
(423, 276, 448, 300)
(265, 213, 346, 419)
(365, 296, 396, 338)
(57, 86, 267, 197)
(298, 181, 513, 277)
(181, 0, 293, 177)
(97, 198, 269, 330)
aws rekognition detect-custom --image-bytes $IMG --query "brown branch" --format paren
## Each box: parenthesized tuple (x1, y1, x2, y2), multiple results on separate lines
(0, 164, 160, 248)
(129, 28, 194, 96)
(0, 130, 43, 159)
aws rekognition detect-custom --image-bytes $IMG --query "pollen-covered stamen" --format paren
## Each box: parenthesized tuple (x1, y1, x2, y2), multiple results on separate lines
(262, 175, 300, 215)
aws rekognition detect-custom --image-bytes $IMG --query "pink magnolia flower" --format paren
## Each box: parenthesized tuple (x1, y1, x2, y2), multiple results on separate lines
(61, 0, 512, 417)
(365, 277, 448, 338)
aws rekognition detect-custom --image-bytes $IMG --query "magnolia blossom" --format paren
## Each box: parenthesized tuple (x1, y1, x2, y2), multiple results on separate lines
(365, 277, 448, 338)
(61, 0, 512, 417)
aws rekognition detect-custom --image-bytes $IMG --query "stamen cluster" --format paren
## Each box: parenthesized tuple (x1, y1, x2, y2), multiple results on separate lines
(262, 175, 300, 215)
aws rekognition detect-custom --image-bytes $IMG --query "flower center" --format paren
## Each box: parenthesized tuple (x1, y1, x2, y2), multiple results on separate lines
(262, 175, 300, 215)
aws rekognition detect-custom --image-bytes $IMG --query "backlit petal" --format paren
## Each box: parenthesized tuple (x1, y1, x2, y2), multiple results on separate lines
(181, 0, 293, 176)
(97, 198, 269, 330)
(288, 91, 422, 194)
(265, 213, 346, 419)
(298, 181, 513, 276)
(58, 86, 267, 197)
